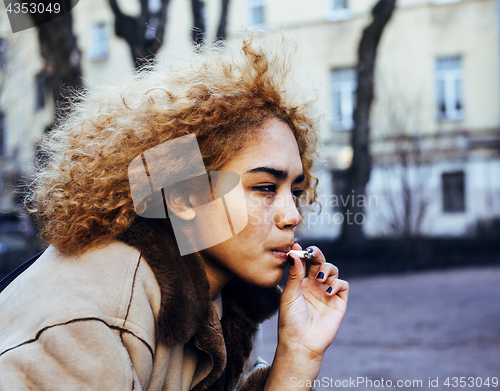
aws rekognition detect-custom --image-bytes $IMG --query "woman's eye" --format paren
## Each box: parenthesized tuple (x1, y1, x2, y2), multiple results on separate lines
(252, 185, 277, 194)
(292, 189, 304, 198)
(251, 185, 303, 198)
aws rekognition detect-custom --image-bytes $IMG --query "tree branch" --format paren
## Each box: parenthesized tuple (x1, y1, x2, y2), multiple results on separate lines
(108, 0, 123, 18)
(216, 0, 230, 41)
(108, 0, 171, 69)
(191, 0, 206, 45)
(340, 0, 396, 242)
(19, 0, 83, 122)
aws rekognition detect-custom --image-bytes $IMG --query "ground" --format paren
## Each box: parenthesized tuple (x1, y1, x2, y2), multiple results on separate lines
(259, 266, 500, 391)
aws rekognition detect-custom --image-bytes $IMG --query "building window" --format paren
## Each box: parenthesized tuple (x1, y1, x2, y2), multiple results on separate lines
(328, 0, 351, 21)
(90, 23, 108, 62)
(442, 171, 465, 213)
(247, 0, 265, 27)
(431, 0, 462, 5)
(35, 72, 47, 111)
(436, 56, 463, 121)
(0, 39, 8, 70)
(0, 112, 5, 157)
(148, 0, 162, 13)
(331, 67, 356, 130)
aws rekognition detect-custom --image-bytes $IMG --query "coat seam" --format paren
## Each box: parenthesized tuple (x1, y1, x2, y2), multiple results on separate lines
(122, 253, 141, 329)
(0, 317, 154, 359)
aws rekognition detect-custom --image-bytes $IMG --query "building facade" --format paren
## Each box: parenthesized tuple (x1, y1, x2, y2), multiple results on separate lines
(0, 0, 498, 238)
(225, 0, 500, 238)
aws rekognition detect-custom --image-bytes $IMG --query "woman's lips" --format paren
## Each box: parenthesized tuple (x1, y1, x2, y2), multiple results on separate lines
(271, 250, 290, 263)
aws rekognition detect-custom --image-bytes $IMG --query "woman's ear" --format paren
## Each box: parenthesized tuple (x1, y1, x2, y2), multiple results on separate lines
(165, 189, 197, 221)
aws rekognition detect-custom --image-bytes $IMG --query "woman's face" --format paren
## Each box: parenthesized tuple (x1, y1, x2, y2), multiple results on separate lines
(200, 117, 305, 288)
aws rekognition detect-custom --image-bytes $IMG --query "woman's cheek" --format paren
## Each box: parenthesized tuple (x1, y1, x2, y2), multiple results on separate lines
(248, 204, 263, 225)
(247, 196, 275, 227)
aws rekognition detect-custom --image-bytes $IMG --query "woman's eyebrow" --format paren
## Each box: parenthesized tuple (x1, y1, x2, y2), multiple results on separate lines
(294, 174, 305, 184)
(246, 167, 305, 184)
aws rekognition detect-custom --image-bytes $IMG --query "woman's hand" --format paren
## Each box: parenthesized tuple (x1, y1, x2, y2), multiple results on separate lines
(278, 243, 349, 359)
(264, 243, 349, 391)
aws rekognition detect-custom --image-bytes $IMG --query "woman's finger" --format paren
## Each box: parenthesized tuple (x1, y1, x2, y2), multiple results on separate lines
(313, 262, 339, 285)
(282, 251, 306, 299)
(304, 246, 326, 278)
(325, 278, 349, 302)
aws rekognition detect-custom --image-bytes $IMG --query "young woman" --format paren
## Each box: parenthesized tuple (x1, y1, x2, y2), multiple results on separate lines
(0, 35, 348, 390)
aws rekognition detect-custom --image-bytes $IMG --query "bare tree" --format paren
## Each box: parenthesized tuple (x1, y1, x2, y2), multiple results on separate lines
(0, 14, 69, 243)
(110, 0, 230, 69)
(109, 0, 171, 70)
(372, 94, 434, 238)
(0, 30, 29, 208)
(216, 0, 231, 41)
(18, 1, 83, 124)
(191, 0, 231, 45)
(338, 0, 397, 242)
(0, 31, 24, 124)
(191, 0, 206, 45)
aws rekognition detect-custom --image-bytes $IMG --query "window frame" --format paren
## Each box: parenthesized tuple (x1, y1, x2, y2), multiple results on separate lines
(435, 55, 464, 122)
(441, 170, 466, 213)
(90, 22, 109, 62)
(35, 72, 47, 111)
(247, 0, 265, 27)
(327, 0, 352, 21)
(148, 0, 162, 13)
(430, 0, 462, 5)
(0, 112, 5, 157)
(331, 67, 357, 131)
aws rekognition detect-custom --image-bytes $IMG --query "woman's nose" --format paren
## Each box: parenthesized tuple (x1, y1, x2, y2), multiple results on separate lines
(274, 194, 301, 229)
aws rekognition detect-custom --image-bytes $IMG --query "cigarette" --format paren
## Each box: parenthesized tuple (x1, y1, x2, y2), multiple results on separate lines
(287, 249, 314, 259)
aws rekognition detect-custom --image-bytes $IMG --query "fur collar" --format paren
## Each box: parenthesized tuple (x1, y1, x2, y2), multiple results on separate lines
(117, 217, 281, 390)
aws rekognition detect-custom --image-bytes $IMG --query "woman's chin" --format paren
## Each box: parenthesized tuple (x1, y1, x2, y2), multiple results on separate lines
(243, 269, 284, 288)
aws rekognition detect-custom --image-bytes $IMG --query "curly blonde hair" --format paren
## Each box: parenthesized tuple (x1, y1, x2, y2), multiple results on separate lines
(26, 34, 319, 255)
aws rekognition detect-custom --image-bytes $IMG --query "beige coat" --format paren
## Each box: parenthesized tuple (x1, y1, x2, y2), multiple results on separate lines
(0, 218, 281, 390)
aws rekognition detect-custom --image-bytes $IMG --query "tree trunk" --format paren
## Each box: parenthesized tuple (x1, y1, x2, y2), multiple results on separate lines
(216, 0, 230, 41)
(191, 0, 231, 45)
(109, 0, 171, 70)
(25, 6, 83, 123)
(339, 0, 397, 242)
(191, 0, 206, 45)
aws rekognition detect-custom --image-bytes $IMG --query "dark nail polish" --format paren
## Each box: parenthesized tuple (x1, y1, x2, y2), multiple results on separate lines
(326, 286, 333, 294)
(316, 271, 324, 279)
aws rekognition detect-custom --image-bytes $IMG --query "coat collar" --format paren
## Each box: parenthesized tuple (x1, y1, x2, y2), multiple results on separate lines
(117, 217, 281, 390)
